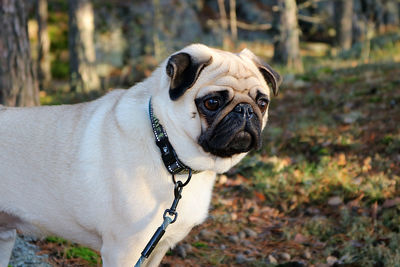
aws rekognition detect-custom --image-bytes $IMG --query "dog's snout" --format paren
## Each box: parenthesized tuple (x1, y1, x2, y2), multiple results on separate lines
(233, 103, 254, 118)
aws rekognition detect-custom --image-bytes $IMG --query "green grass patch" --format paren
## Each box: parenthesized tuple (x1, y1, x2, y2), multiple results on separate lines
(192, 241, 209, 248)
(65, 246, 100, 265)
(44, 236, 100, 265)
(45, 236, 68, 244)
(246, 153, 400, 208)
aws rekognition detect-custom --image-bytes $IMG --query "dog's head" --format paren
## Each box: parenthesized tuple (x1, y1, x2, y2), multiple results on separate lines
(151, 44, 281, 173)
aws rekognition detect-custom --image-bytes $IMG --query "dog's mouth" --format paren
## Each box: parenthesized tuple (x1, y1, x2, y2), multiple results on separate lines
(198, 115, 261, 158)
(229, 131, 253, 151)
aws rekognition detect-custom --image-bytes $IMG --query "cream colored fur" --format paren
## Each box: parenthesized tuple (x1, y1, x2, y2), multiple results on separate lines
(0, 44, 271, 267)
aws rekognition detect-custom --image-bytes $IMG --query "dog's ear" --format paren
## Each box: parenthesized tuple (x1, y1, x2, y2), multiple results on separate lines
(257, 61, 282, 96)
(240, 49, 282, 96)
(166, 52, 212, 100)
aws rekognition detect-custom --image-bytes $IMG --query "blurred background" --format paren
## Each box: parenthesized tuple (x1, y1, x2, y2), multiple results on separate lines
(1, 0, 400, 266)
(1, 0, 399, 102)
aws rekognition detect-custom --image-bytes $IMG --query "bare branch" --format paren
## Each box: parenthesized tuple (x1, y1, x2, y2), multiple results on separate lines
(229, 0, 237, 41)
(298, 14, 324, 23)
(207, 19, 272, 31)
(236, 21, 272, 31)
(217, 0, 228, 31)
(297, 0, 326, 10)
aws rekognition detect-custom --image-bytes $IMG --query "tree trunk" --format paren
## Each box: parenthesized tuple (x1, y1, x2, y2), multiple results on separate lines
(273, 0, 303, 72)
(68, 0, 100, 93)
(334, 0, 353, 50)
(152, 0, 162, 62)
(229, 0, 238, 42)
(0, 0, 40, 107)
(382, 0, 399, 31)
(36, 0, 51, 90)
(217, 0, 231, 49)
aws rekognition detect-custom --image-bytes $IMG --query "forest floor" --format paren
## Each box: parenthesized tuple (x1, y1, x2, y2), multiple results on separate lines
(23, 36, 400, 267)
(29, 60, 400, 267)
(161, 61, 400, 266)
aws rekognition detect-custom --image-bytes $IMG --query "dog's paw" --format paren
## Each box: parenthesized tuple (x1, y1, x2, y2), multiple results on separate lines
(0, 229, 16, 241)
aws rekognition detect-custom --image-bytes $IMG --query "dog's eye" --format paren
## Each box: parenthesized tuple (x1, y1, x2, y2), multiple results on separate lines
(204, 97, 221, 111)
(257, 98, 269, 113)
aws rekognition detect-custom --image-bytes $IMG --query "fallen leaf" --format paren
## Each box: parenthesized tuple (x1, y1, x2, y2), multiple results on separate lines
(218, 174, 228, 185)
(371, 201, 379, 220)
(347, 194, 364, 208)
(231, 212, 238, 221)
(294, 233, 308, 244)
(383, 197, 400, 208)
(248, 216, 265, 224)
(327, 255, 338, 265)
(328, 196, 343, 206)
(337, 153, 347, 166)
(362, 157, 372, 172)
(254, 191, 266, 202)
(268, 255, 278, 264)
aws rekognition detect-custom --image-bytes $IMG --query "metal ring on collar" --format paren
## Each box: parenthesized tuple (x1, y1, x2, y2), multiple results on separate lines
(171, 168, 192, 187)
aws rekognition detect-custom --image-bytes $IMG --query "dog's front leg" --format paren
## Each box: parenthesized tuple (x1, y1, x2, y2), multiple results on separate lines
(101, 238, 170, 267)
(101, 237, 145, 267)
(101, 242, 129, 267)
(0, 229, 16, 267)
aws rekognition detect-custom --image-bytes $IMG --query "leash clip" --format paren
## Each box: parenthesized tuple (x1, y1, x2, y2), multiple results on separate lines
(135, 170, 193, 266)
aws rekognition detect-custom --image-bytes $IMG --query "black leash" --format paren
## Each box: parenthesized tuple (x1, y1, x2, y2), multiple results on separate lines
(134, 170, 192, 267)
(134, 99, 194, 266)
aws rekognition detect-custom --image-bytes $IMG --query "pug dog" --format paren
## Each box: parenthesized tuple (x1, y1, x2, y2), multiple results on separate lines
(0, 44, 281, 267)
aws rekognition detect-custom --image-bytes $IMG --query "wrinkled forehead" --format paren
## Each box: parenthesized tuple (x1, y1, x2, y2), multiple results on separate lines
(196, 49, 269, 98)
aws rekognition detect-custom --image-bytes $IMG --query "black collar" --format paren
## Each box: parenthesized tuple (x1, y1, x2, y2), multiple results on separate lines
(148, 98, 196, 175)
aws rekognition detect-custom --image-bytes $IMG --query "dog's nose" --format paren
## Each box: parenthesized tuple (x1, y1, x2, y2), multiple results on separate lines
(233, 103, 254, 118)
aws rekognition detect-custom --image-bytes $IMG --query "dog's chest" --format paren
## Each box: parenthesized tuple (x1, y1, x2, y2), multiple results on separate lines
(161, 171, 216, 241)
